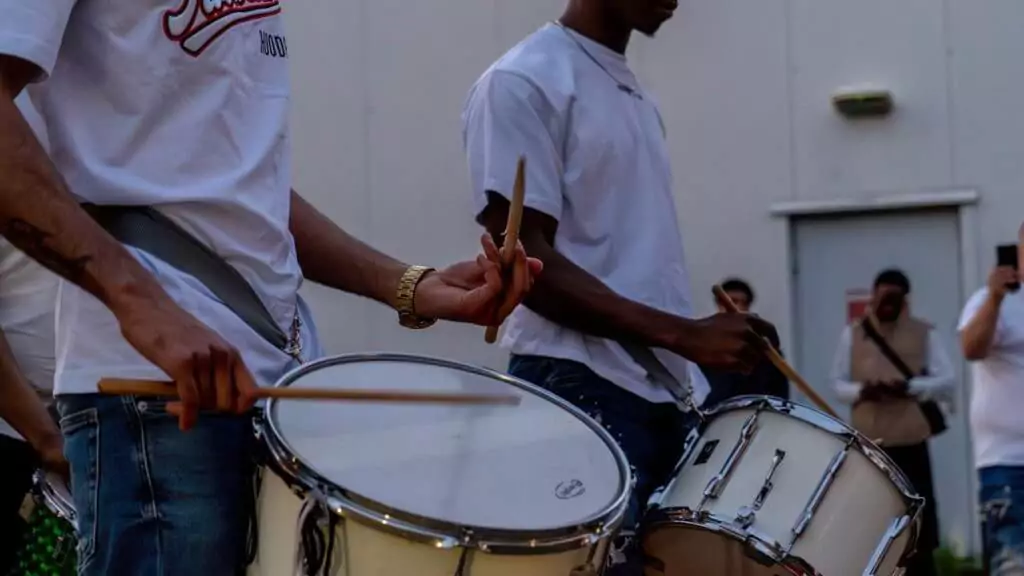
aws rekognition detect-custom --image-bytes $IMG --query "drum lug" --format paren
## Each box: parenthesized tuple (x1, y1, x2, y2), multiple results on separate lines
(734, 506, 755, 529)
(864, 515, 911, 575)
(701, 412, 760, 507)
(462, 529, 480, 551)
(789, 441, 852, 547)
(752, 449, 786, 511)
(733, 448, 786, 530)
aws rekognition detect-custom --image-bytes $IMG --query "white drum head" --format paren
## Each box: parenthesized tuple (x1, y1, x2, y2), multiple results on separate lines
(267, 355, 628, 534)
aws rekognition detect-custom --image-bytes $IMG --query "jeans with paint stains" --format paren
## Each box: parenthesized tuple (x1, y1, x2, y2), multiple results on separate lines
(981, 466, 1024, 576)
(509, 355, 698, 576)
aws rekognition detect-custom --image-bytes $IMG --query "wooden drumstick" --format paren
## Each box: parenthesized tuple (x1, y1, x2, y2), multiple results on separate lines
(712, 285, 840, 419)
(97, 378, 522, 406)
(484, 155, 527, 344)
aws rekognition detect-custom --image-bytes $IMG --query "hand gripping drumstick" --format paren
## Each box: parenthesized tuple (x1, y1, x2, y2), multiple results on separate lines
(712, 285, 839, 419)
(484, 155, 527, 344)
(97, 378, 521, 406)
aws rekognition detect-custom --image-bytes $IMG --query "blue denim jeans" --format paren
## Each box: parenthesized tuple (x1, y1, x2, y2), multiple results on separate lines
(981, 466, 1024, 576)
(509, 355, 697, 576)
(57, 394, 257, 575)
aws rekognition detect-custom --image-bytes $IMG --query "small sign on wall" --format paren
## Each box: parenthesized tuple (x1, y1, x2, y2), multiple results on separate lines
(846, 289, 872, 323)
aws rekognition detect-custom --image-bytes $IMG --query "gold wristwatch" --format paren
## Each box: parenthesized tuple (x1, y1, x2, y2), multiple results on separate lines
(395, 265, 437, 329)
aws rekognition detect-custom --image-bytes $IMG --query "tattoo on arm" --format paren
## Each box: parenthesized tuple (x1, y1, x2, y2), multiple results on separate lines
(0, 218, 92, 281)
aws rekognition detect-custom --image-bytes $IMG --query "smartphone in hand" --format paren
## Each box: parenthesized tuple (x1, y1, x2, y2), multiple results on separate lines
(997, 244, 1020, 292)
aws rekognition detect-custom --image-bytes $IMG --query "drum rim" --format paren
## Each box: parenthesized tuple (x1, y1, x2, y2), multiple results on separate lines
(32, 470, 78, 529)
(643, 395, 924, 572)
(260, 352, 632, 554)
(640, 516, 821, 575)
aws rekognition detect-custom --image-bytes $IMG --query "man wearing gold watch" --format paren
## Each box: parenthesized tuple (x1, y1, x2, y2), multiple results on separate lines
(0, 47, 539, 572)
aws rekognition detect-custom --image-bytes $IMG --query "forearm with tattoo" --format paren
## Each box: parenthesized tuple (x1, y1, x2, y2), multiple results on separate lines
(0, 55, 170, 315)
(0, 218, 92, 283)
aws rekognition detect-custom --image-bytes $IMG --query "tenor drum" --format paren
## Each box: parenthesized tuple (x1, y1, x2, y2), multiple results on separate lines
(9, 471, 77, 576)
(249, 354, 632, 576)
(642, 396, 923, 576)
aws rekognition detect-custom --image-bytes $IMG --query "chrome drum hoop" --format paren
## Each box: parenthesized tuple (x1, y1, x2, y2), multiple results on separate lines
(641, 507, 820, 576)
(32, 470, 77, 529)
(257, 352, 634, 555)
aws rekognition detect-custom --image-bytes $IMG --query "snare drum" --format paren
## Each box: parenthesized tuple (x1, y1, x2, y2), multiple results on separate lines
(642, 396, 923, 576)
(248, 354, 632, 576)
(9, 471, 77, 576)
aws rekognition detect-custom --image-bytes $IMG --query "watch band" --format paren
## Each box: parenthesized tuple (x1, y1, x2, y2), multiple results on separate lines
(396, 265, 437, 329)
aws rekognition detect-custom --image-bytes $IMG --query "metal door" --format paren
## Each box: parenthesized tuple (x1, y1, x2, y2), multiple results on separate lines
(791, 207, 975, 554)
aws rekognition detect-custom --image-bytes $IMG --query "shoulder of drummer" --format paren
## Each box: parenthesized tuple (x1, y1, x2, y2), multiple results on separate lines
(462, 40, 576, 224)
(0, 0, 77, 90)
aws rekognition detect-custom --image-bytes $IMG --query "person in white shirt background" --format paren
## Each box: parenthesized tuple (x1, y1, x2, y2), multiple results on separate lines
(0, 238, 65, 573)
(830, 268, 954, 576)
(959, 226, 1024, 576)
(0, 94, 66, 574)
(463, 0, 777, 573)
(0, 2, 540, 574)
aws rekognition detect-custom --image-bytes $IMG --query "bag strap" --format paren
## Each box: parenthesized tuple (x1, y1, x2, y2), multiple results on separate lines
(83, 204, 290, 351)
(859, 317, 917, 380)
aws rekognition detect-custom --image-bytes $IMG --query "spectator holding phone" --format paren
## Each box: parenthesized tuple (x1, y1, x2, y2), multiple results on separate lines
(830, 268, 954, 576)
(959, 232, 1024, 576)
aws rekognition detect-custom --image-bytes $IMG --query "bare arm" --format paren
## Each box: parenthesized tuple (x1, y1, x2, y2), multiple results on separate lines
(829, 326, 863, 404)
(0, 56, 173, 318)
(479, 193, 685, 350)
(961, 291, 1003, 361)
(909, 330, 956, 403)
(289, 191, 407, 309)
(0, 328, 59, 452)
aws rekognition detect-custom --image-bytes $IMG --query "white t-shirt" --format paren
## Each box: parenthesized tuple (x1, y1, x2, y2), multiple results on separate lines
(462, 23, 708, 405)
(0, 240, 59, 440)
(958, 288, 1024, 468)
(0, 0, 320, 392)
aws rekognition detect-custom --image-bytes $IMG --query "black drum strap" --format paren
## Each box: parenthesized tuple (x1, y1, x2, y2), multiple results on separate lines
(453, 548, 472, 576)
(297, 498, 343, 576)
(82, 203, 290, 350)
(322, 514, 339, 576)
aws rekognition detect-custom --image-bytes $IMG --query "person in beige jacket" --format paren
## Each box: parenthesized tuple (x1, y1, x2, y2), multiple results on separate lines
(830, 268, 955, 576)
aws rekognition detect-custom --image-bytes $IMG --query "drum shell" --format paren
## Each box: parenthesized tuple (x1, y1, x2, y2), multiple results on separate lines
(643, 396, 921, 576)
(248, 471, 610, 576)
(250, 353, 632, 576)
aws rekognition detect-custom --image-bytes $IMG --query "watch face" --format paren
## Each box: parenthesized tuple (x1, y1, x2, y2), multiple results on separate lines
(399, 314, 436, 330)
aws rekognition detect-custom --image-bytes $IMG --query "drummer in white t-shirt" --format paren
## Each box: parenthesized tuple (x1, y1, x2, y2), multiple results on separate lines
(959, 229, 1024, 575)
(462, 1, 776, 573)
(0, 3, 540, 574)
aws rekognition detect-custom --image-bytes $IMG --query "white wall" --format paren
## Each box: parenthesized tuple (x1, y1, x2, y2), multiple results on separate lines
(286, 0, 1024, 554)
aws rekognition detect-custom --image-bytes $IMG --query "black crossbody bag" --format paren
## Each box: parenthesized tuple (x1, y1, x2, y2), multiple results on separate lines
(860, 319, 948, 437)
